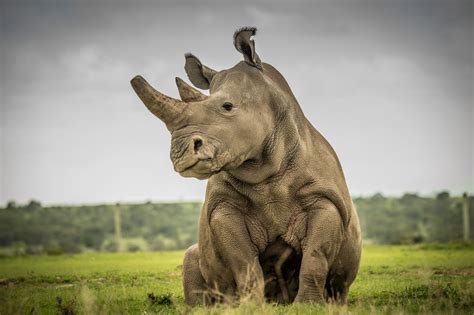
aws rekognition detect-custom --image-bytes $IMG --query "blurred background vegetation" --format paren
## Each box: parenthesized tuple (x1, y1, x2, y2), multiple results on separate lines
(0, 192, 472, 256)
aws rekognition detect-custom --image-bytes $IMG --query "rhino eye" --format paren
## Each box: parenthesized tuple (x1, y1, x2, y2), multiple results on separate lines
(222, 102, 234, 111)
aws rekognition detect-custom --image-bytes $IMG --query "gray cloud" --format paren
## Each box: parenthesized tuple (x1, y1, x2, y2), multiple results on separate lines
(1, 0, 472, 205)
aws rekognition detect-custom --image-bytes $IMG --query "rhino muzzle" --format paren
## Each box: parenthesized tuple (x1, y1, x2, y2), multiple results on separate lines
(172, 135, 220, 180)
(130, 75, 187, 130)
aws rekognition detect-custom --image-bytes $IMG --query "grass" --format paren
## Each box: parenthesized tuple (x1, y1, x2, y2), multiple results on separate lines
(0, 244, 473, 314)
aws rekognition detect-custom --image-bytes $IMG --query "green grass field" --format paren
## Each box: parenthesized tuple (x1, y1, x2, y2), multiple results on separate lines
(0, 244, 473, 314)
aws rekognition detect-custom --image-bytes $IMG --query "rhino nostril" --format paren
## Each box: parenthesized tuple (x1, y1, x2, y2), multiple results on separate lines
(193, 138, 203, 152)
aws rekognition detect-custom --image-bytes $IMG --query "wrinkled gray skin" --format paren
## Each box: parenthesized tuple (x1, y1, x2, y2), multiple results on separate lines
(131, 27, 361, 305)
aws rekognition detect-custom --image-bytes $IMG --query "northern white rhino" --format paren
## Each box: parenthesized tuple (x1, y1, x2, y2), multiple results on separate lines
(131, 27, 361, 305)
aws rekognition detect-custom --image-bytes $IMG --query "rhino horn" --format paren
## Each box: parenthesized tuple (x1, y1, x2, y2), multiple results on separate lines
(175, 77, 208, 102)
(131, 75, 186, 129)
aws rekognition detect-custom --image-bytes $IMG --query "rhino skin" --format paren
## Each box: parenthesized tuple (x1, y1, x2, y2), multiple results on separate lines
(131, 27, 362, 305)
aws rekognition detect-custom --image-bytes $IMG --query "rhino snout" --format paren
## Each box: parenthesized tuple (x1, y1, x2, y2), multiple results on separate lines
(172, 135, 217, 178)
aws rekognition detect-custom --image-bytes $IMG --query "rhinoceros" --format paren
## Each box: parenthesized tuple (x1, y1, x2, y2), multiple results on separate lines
(131, 27, 361, 305)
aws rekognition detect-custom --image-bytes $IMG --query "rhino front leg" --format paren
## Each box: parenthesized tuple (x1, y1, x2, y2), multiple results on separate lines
(210, 208, 265, 303)
(295, 201, 344, 303)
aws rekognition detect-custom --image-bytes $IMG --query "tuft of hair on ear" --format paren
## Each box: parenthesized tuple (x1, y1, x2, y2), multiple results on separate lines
(233, 26, 262, 70)
(233, 26, 257, 48)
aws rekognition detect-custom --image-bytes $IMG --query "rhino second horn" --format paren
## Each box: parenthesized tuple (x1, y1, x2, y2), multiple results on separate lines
(131, 75, 187, 128)
(175, 77, 208, 102)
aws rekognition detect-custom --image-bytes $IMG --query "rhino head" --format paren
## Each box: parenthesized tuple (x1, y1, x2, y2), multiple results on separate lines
(131, 27, 294, 181)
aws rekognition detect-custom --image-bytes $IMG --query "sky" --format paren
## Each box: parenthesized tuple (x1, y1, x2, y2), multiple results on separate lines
(0, 0, 472, 205)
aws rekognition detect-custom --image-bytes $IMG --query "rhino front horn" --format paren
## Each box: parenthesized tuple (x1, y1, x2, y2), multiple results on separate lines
(131, 75, 187, 129)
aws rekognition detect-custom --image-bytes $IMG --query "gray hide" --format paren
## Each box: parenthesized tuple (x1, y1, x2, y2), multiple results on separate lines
(131, 26, 362, 305)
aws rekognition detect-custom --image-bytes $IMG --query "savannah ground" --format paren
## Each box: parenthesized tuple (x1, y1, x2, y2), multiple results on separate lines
(0, 244, 473, 314)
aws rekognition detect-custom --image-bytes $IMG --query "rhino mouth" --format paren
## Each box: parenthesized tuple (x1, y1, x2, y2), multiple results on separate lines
(174, 156, 222, 180)
(179, 160, 221, 179)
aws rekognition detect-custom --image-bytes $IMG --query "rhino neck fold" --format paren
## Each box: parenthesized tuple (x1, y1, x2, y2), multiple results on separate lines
(226, 115, 301, 184)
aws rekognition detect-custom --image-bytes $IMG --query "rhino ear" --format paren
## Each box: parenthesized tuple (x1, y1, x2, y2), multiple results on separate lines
(233, 27, 262, 70)
(175, 77, 208, 102)
(184, 53, 217, 90)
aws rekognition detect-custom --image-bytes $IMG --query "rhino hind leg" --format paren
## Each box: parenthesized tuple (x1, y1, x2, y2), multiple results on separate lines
(325, 213, 362, 304)
(183, 244, 209, 306)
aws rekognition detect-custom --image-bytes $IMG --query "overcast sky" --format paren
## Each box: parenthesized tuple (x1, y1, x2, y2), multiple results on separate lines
(0, 0, 472, 205)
